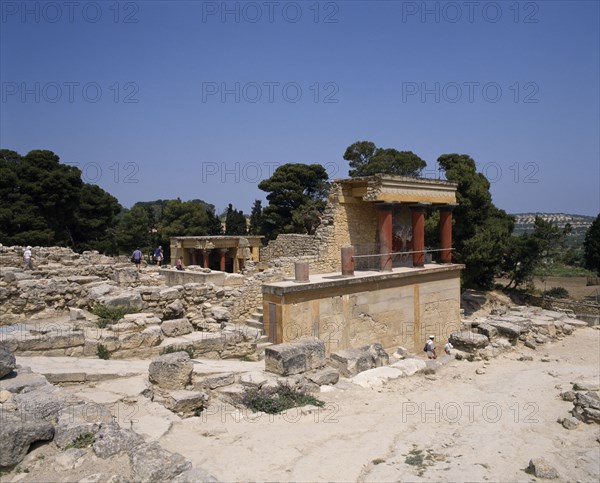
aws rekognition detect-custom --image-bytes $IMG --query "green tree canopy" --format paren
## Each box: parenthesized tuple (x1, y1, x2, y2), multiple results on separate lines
(0, 149, 120, 251)
(258, 163, 329, 240)
(248, 199, 263, 236)
(583, 214, 600, 275)
(502, 216, 569, 288)
(437, 153, 514, 289)
(344, 141, 426, 177)
(225, 204, 247, 235)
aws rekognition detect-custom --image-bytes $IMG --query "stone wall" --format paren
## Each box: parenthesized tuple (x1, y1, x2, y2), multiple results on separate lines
(260, 180, 380, 275)
(262, 265, 462, 355)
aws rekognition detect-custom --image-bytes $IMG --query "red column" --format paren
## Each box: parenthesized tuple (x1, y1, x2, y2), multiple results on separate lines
(410, 204, 426, 267)
(218, 248, 227, 272)
(202, 250, 211, 269)
(377, 204, 393, 271)
(439, 205, 456, 263)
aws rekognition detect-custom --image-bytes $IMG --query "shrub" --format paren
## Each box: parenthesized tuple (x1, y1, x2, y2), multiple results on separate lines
(239, 383, 325, 414)
(543, 287, 569, 299)
(97, 343, 110, 360)
(66, 432, 95, 449)
(92, 304, 138, 328)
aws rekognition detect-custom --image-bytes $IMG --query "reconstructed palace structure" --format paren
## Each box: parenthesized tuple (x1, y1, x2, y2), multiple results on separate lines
(261, 175, 463, 354)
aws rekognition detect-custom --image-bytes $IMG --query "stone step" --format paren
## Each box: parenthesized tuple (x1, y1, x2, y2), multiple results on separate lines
(245, 319, 264, 331)
(250, 312, 263, 321)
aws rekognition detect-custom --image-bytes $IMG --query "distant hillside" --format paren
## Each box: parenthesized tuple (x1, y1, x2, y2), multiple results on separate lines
(512, 213, 595, 248)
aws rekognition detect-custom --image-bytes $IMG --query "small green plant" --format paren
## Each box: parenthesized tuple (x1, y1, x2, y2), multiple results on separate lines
(466, 354, 475, 362)
(405, 448, 424, 466)
(66, 432, 95, 449)
(194, 408, 203, 417)
(92, 304, 138, 328)
(455, 353, 463, 360)
(372, 458, 386, 465)
(543, 287, 569, 299)
(97, 343, 111, 360)
(160, 346, 194, 358)
(239, 383, 325, 414)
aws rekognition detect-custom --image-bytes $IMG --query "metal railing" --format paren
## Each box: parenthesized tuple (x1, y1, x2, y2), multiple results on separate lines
(352, 246, 454, 271)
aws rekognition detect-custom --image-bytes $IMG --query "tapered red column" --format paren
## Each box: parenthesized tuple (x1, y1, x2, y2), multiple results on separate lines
(377, 204, 393, 271)
(341, 246, 354, 276)
(218, 248, 227, 271)
(202, 249, 211, 268)
(439, 204, 456, 264)
(410, 204, 426, 267)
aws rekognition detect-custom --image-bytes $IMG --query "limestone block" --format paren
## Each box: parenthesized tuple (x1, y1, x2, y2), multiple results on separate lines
(330, 343, 389, 377)
(130, 442, 191, 483)
(485, 320, 527, 338)
(53, 403, 113, 448)
(449, 331, 489, 351)
(100, 291, 143, 310)
(264, 337, 326, 376)
(390, 358, 427, 376)
(306, 367, 340, 386)
(0, 412, 55, 466)
(92, 423, 145, 459)
(527, 457, 559, 479)
(163, 299, 185, 320)
(0, 346, 16, 378)
(161, 318, 193, 338)
(477, 323, 498, 340)
(161, 389, 209, 416)
(159, 287, 181, 302)
(18, 332, 85, 351)
(193, 372, 236, 390)
(149, 352, 193, 390)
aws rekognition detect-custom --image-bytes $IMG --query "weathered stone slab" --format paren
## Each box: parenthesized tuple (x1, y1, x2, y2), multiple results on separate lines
(161, 390, 209, 416)
(477, 323, 498, 340)
(390, 358, 427, 376)
(161, 318, 194, 337)
(0, 412, 55, 466)
(93, 423, 145, 459)
(193, 372, 236, 390)
(306, 367, 340, 386)
(264, 337, 326, 376)
(484, 320, 525, 338)
(350, 366, 404, 388)
(53, 403, 113, 448)
(17, 332, 85, 351)
(0, 368, 49, 393)
(100, 291, 143, 309)
(130, 442, 191, 483)
(330, 343, 389, 377)
(449, 332, 489, 351)
(149, 352, 193, 390)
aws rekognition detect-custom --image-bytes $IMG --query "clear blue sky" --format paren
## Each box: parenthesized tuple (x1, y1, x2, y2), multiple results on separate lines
(2, 0, 599, 216)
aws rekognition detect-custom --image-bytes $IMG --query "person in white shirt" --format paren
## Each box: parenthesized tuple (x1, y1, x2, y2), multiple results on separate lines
(23, 246, 33, 270)
(444, 339, 454, 355)
(426, 335, 436, 359)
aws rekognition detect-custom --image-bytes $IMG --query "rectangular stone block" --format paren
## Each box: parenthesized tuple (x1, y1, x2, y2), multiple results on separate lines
(264, 337, 326, 376)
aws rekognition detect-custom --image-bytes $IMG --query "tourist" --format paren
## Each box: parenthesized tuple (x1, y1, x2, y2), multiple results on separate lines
(444, 339, 454, 355)
(426, 335, 437, 359)
(176, 257, 184, 271)
(132, 247, 143, 272)
(23, 246, 33, 270)
(153, 245, 164, 266)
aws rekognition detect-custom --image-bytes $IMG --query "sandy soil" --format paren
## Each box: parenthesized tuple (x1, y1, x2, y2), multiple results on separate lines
(5, 327, 600, 483)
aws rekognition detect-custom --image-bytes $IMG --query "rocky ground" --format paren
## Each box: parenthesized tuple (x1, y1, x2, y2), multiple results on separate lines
(1, 317, 599, 482)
